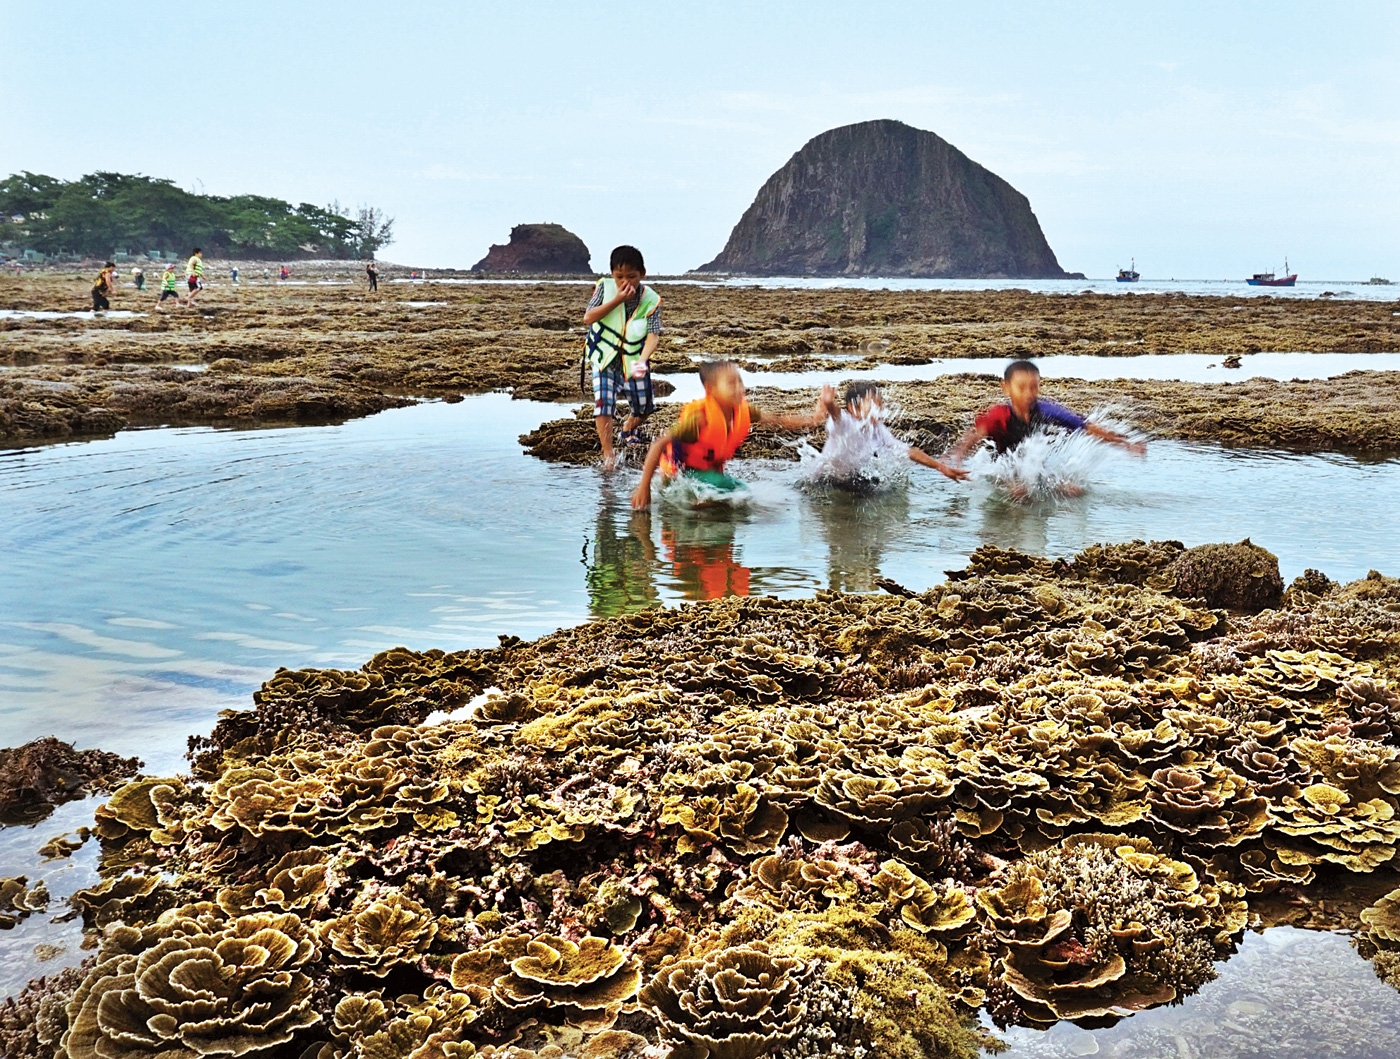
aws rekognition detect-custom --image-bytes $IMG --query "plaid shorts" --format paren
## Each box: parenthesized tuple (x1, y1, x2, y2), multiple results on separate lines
(593, 361, 654, 419)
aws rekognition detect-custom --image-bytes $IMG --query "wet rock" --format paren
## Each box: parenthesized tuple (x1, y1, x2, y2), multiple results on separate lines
(0, 737, 143, 825)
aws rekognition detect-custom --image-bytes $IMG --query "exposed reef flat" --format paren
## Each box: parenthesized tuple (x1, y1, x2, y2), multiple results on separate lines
(2, 269, 1397, 446)
(521, 371, 1400, 464)
(0, 738, 141, 826)
(6, 540, 1400, 1058)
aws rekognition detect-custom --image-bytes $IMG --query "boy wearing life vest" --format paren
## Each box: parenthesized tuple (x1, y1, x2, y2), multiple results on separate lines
(185, 247, 205, 307)
(630, 360, 826, 510)
(154, 262, 182, 310)
(583, 245, 661, 470)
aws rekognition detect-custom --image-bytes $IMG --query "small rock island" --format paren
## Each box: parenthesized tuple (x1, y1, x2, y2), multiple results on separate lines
(471, 223, 592, 274)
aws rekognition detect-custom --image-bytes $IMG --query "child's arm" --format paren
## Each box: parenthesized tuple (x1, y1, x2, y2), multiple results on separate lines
(630, 434, 671, 510)
(583, 280, 637, 326)
(753, 397, 829, 432)
(818, 384, 842, 422)
(908, 445, 969, 480)
(634, 332, 660, 375)
(1084, 421, 1147, 455)
(947, 424, 987, 465)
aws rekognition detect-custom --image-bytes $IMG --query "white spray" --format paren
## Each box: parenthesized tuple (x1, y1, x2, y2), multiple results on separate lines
(964, 406, 1145, 501)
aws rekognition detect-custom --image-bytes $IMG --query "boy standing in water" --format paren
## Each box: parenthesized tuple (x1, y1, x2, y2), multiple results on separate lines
(946, 360, 1144, 495)
(631, 360, 827, 510)
(185, 248, 205, 307)
(584, 245, 661, 470)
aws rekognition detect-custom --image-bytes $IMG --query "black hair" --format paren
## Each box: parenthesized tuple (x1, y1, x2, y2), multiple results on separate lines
(192, 247, 202, 254)
(609, 245, 645, 273)
(1004, 359, 1040, 381)
(103, 261, 115, 268)
(697, 359, 739, 388)
(843, 380, 881, 407)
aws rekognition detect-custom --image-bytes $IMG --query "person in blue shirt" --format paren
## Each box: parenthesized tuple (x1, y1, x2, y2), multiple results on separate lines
(947, 359, 1144, 474)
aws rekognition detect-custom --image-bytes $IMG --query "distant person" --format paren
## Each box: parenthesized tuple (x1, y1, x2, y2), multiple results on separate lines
(185, 248, 205, 307)
(631, 360, 827, 509)
(231, 265, 239, 283)
(154, 262, 182, 310)
(366, 261, 378, 291)
(583, 245, 662, 469)
(131, 266, 145, 291)
(279, 264, 290, 281)
(91, 262, 117, 311)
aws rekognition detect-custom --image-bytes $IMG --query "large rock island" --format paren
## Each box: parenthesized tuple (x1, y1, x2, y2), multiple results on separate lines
(698, 119, 1070, 278)
(471, 222, 592, 274)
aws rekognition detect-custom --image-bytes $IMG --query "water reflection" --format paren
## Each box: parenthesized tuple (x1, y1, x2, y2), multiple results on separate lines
(803, 486, 912, 593)
(985, 927, 1400, 1059)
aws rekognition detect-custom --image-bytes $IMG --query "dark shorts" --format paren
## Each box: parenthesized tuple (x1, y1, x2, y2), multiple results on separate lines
(592, 361, 654, 419)
(187, 277, 202, 292)
(92, 290, 109, 310)
(158, 289, 180, 301)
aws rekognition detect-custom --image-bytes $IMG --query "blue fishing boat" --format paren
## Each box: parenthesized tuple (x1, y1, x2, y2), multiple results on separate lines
(1116, 258, 1139, 283)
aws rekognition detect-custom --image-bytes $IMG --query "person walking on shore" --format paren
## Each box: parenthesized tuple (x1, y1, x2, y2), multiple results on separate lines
(91, 262, 117, 312)
(366, 261, 378, 291)
(154, 262, 182, 311)
(185, 248, 206, 308)
(132, 266, 145, 291)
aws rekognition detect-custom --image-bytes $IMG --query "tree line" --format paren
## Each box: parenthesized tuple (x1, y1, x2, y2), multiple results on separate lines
(0, 171, 394, 259)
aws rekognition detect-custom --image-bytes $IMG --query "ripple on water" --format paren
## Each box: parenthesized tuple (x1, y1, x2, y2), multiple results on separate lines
(985, 927, 1400, 1059)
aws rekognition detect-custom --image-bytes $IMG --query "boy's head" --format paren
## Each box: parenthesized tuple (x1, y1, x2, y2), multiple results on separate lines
(698, 359, 744, 410)
(843, 380, 884, 418)
(103, 261, 115, 270)
(1001, 360, 1040, 417)
(192, 247, 202, 256)
(609, 245, 645, 287)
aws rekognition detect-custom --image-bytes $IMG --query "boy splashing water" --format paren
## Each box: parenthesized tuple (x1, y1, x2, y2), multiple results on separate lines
(807, 381, 967, 491)
(947, 359, 1145, 499)
(631, 361, 825, 510)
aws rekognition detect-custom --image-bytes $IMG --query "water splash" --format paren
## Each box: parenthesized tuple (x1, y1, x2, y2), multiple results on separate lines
(797, 405, 912, 494)
(660, 473, 754, 509)
(966, 406, 1145, 502)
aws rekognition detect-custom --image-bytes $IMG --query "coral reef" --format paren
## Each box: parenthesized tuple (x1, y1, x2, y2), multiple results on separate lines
(7, 542, 1400, 1057)
(0, 737, 142, 825)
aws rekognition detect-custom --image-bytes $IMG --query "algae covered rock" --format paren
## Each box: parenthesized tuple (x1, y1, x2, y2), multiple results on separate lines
(1168, 538, 1284, 612)
(0, 737, 142, 825)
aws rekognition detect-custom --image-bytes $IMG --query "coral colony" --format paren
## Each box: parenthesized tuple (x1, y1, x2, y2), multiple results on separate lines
(4, 537, 1400, 1057)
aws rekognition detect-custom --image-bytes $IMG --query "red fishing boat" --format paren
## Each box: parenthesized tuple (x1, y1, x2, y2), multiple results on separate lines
(1246, 257, 1297, 287)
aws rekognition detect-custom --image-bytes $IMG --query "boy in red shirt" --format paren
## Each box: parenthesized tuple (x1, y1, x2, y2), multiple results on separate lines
(947, 360, 1144, 480)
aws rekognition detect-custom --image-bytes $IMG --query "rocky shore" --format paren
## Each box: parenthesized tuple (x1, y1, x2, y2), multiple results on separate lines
(2, 271, 1397, 448)
(3, 539, 1400, 1058)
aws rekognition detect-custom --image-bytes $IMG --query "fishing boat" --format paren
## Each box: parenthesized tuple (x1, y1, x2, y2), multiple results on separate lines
(1116, 258, 1139, 283)
(1246, 257, 1297, 287)
(1367, 276, 1393, 286)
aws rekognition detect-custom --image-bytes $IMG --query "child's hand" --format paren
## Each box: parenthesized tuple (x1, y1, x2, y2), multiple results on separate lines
(1125, 440, 1147, 457)
(631, 360, 649, 379)
(937, 461, 970, 481)
(615, 280, 638, 303)
(630, 481, 651, 510)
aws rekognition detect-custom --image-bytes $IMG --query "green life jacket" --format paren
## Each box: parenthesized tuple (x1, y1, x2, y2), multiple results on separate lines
(585, 278, 661, 374)
(188, 255, 203, 278)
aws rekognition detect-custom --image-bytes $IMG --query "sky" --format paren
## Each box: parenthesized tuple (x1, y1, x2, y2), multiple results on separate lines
(3, 1, 1397, 278)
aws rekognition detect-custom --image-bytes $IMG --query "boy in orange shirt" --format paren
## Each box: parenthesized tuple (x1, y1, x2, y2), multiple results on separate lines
(631, 360, 825, 510)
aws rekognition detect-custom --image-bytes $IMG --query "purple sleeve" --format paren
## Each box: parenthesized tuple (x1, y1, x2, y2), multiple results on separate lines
(1036, 400, 1086, 432)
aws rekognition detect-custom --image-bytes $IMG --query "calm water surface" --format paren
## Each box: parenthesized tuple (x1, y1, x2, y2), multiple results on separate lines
(2, 382, 1399, 1040)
